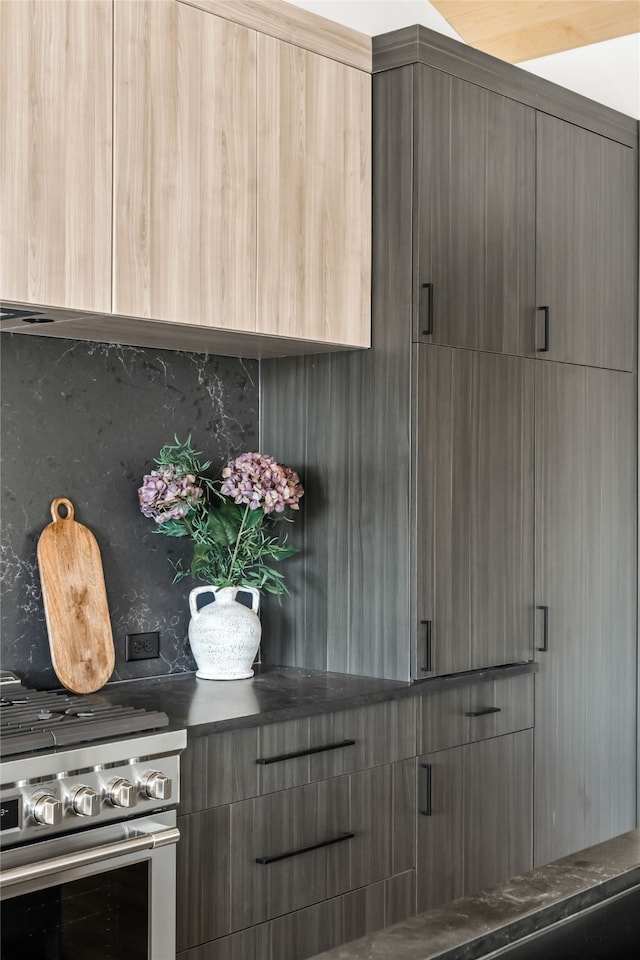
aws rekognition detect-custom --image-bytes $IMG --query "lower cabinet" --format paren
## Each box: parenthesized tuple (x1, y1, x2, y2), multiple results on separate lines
(176, 673, 535, 960)
(416, 730, 533, 913)
(177, 760, 416, 956)
(176, 871, 416, 960)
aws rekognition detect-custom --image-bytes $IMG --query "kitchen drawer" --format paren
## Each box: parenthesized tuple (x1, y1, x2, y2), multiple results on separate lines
(180, 726, 260, 814)
(180, 698, 416, 813)
(230, 763, 404, 930)
(177, 759, 415, 948)
(418, 673, 534, 754)
(256, 698, 416, 793)
(176, 871, 415, 960)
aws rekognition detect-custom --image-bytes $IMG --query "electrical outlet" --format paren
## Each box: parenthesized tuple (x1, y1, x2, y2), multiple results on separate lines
(125, 631, 160, 661)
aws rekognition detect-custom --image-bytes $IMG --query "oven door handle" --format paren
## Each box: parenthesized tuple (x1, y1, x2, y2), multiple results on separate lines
(0, 825, 180, 889)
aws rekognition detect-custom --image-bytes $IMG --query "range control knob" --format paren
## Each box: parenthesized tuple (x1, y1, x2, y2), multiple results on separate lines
(140, 771, 172, 801)
(70, 786, 100, 817)
(105, 778, 137, 808)
(31, 793, 63, 826)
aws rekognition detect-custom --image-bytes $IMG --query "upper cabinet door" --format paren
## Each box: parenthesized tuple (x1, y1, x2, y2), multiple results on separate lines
(414, 66, 535, 356)
(257, 36, 371, 347)
(113, 1, 257, 331)
(0, 0, 112, 312)
(536, 114, 637, 371)
(415, 345, 535, 678)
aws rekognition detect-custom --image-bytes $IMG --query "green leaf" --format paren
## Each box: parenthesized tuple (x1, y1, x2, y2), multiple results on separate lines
(244, 507, 264, 529)
(152, 519, 190, 538)
(205, 510, 236, 546)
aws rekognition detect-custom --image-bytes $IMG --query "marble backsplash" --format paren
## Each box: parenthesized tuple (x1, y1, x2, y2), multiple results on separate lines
(0, 333, 258, 689)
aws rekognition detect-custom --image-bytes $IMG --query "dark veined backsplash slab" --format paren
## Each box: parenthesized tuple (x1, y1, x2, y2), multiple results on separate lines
(0, 333, 258, 689)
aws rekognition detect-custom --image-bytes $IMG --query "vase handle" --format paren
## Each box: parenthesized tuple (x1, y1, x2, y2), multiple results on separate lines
(189, 586, 218, 618)
(232, 586, 260, 615)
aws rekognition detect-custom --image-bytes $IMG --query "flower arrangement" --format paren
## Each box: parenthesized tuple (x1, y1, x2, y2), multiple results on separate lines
(138, 437, 303, 596)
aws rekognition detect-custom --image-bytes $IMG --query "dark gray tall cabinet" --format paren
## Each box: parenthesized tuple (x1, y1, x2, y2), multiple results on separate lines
(261, 24, 638, 871)
(534, 363, 637, 865)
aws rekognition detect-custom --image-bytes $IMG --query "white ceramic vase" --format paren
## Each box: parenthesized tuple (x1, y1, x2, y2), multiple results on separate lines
(188, 585, 261, 680)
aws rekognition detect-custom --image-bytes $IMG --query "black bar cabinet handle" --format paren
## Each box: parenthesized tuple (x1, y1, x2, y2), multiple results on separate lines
(420, 620, 432, 672)
(256, 739, 356, 765)
(465, 706, 502, 718)
(421, 282, 434, 336)
(419, 763, 432, 816)
(537, 306, 550, 352)
(256, 832, 355, 865)
(537, 605, 549, 652)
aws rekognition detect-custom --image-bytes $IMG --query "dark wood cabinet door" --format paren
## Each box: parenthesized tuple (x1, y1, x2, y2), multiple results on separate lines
(534, 362, 637, 867)
(417, 730, 533, 913)
(415, 345, 535, 677)
(414, 65, 535, 355)
(536, 113, 637, 370)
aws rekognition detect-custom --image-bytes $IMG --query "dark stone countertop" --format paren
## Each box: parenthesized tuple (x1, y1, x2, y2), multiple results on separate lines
(96, 661, 537, 738)
(309, 830, 640, 960)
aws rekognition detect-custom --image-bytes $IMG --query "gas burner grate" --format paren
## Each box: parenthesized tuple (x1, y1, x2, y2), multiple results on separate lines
(0, 679, 169, 758)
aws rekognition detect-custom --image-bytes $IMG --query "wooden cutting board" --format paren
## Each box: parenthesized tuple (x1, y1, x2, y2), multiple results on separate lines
(37, 498, 115, 694)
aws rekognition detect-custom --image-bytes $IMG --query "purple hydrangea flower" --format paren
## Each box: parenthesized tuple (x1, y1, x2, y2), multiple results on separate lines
(220, 452, 304, 515)
(138, 467, 203, 523)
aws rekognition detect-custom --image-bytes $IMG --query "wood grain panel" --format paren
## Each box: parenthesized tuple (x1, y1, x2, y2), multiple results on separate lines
(343, 881, 385, 945)
(177, 807, 232, 949)
(372, 26, 638, 148)
(229, 777, 349, 929)
(348, 766, 394, 889)
(536, 113, 637, 371)
(534, 363, 637, 866)
(415, 346, 535, 677)
(0, 0, 112, 311)
(176, 876, 414, 960)
(260, 66, 414, 680)
(179, 728, 259, 814)
(417, 730, 533, 912)
(432, 1, 640, 62)
(384, 871, 417, 927)
(462, 730, 533, 895)
(257, 35, 371, 346)
(391, 759, 417, 876)
(418, 674, 534, 754)
(414, 66, 536, 356)
(177, 924, 269, 960)
(258, 700, 416, 793)
(0, 305, 362, 359)
(270, 897, 344, 960)
(178, 0, 372, 71)
(113, 0, 256, 331)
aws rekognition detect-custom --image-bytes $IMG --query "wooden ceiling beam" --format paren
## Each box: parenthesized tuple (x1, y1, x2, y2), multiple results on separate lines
(430, 1, 640, 63)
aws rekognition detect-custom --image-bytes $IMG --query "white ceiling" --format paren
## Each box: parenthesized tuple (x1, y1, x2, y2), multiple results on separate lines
(288, 0, 640, 119)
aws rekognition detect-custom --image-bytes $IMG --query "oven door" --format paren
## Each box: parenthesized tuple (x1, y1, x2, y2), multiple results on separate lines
(0, 811, 179, 960)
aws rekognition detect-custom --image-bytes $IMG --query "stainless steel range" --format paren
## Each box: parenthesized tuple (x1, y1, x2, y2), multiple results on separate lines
(0, 672, 186, 960)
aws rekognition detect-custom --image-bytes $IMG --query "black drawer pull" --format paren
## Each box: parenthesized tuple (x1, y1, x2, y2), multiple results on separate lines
(255, 739, 356, 765)
(420, 619, 432, 672)
(256, 832, 355, 865)
(537, 604, 549, 652)
(537, 306, 550, 352)
(419, 763, 432, 816)
(465, 706, 502, 718)
(421, 282, 434, 336)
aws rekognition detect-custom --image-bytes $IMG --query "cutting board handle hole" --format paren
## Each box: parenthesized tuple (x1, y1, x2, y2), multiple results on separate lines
(50, 498, 75, 522)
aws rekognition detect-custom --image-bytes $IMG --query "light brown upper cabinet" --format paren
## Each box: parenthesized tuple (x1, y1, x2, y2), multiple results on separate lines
(113, 0, 257, 333)
(257, 35, 371, 347)
(0, 0, 112, 313)
(3, 0, 371, 355)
